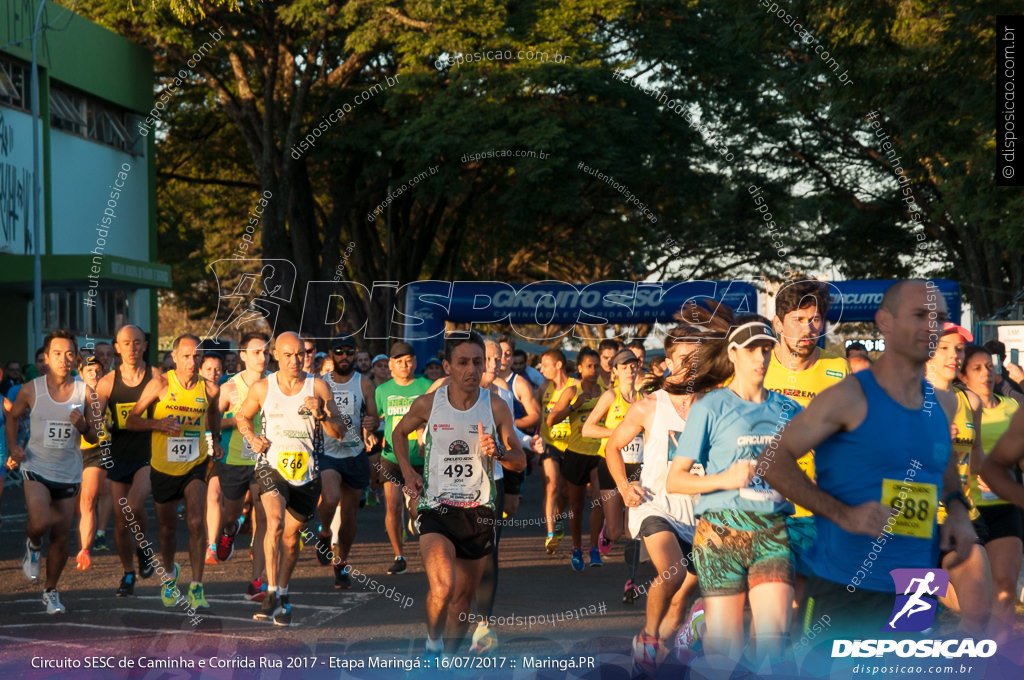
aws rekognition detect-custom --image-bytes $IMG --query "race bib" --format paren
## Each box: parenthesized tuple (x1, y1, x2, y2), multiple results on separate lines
(739, 461, 783, 503)
(167, 437, 199, 463)
(115, 402, 135, 429)
(334, 390, 356, 416)
(44, 420, 75, 449)
(881, 478, 937, 539)
(277, 450, 309, 482)
(550, 418, 571, 440)
(392, 414, 418, 441)
(620, 435, 644, 464)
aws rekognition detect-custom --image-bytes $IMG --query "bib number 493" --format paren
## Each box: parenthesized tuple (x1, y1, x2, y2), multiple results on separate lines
(443, 463, 474, 478)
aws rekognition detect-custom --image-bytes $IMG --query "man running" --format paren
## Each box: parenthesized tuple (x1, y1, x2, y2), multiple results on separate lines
(236, 332, 348, 625)
(496, 337, 541, 518)
(316, 336, 378, 588)
(94, 324, 162, 596)
(375, 341, 433, 575)
(210, 332, 270, 601)
(393, 332, 526, 655)
(7, 331, 100, 613)
(758, 280, 976, 640)
(126, 334, 224, 611)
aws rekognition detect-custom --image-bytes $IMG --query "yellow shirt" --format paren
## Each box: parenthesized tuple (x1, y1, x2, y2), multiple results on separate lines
(938, 388, 980, 523)
(763, 348, 850, 517)
(151, 370, 210, 476)
(564, 383, 602, 455)
(541, 378, 578, 452)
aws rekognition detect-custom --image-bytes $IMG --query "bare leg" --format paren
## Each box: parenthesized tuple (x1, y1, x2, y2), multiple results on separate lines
(183, 479, 207, 583)
(111, 468, 151, 573)
(45, 497, 77, 590)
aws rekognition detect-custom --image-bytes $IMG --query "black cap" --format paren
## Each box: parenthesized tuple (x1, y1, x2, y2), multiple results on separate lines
(389, 341, 415, 359)
(424, 357, 442, 367)
(611, 349, 639, 367)
(331, 336, 357, 351)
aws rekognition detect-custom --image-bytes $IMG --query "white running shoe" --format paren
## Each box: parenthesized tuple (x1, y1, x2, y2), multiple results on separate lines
(43, 589, 65, 614)
(23, 539, 41, 580)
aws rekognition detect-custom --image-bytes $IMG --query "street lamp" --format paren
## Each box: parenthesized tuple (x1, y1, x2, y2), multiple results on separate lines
(30, 0, 46, 350)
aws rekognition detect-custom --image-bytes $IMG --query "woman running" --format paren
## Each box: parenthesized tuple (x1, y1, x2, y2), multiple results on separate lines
(960, 345, 1022, 633)
(76, 354, 112, 570)
(666, 316, 800, 669)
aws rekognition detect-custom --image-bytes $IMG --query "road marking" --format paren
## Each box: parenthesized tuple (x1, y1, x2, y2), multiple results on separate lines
(0, 622, 269, 642)
(0, 633, 90, 649)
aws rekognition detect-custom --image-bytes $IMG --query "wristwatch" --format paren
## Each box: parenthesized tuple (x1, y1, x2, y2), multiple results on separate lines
(942, 490, 969, 511)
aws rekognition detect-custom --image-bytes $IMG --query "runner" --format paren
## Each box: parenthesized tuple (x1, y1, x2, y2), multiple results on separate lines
(582, 349, 643, 573)
(94, 342, 115, 372)
(550, 347, 604, 570)
(762, 280, 848, 613)
(375, 341, 432, 575)
(423, 358, 445, 382)
(959, 344, 1021, 633)
(300, 333, 318, 375)
(626, 340, 648, 383)
(93, 324, 161, 596)
(924, 325, 992, 634)
(126, 334, 224, 611)
(392, 332, 526, 655)
(845, 342, 872, 373)
(200, 354, 227, 565)
(75, 355, 113, 571)
(537, 349, 575, 554)
(605, 306, 731, 675)
(355, 350, 372, 375)
(316, 336, 378, 589)
(6, 330, 99, 613)
(666, 316, 800, 668)
(597, 339, 620, 391)
(236, 332, 348, 625)
(758, 280, 976, 642)
(495, 336, 541, 518)
(210, 332, 270, 601)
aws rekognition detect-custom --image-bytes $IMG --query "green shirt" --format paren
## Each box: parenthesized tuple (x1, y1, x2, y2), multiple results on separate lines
(376, 376, 433, 464)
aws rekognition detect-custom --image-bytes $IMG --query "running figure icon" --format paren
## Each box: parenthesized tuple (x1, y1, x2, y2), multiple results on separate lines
(888, 572, 940, 628)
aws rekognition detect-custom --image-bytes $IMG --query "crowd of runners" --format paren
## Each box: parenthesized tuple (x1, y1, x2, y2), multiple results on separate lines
(3, 277, 1024, 676)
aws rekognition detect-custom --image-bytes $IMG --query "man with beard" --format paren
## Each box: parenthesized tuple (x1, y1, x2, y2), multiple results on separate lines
(315, 336, 378, 588)
(762, 280, 849, 612)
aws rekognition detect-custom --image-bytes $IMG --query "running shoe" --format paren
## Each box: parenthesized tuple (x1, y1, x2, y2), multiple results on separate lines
(331, 543, 341, 565)
(273, 595, 292, 626)
(246, 578, 268, 603)
(554, 521, 564, 540)
(116, 572, 136, 597)
(545, 533, 560, 555)
(631, 629, 659, 678)
(94, 531, 109, 552)
(43, 589, 66, 614)
(571, 548, 585, 572)
(161, 564, 181, 607)
(469, 621, 498, 654)
(334, 562, 352, 589)
(366, 489, 380, 507)
(204, 544, 219, 565)
(387, 556, 407, 575)
(589, 546, 603, 568)
(253, 591, 278, 621)
(76, 548, 92, 571)
(216, 526, 237, 562)
(622, 579, 639, 605)
(137, 547, 155, 579)
(315, 532, 332, 566)
(187, 582, 210, 609)
(598, 521, 612, 556)
(676, 599, 705, 657)
(176, 504, 185, 520)
(22, 539, 41, 580)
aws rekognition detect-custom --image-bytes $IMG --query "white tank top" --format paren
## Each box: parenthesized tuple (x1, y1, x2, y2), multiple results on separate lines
(492, 385, 516, 481)
(628, 390, 700, 542)
(420, 385, 496, 511)
(25, 377, 87, 484)
(323, 372, 365, 458)
(261, 373, 319, 486)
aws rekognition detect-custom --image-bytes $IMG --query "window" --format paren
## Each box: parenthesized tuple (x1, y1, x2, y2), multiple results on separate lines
(50, 84, 143, 155)
(43, 288, 134, 338)
(50, 87, 87, 135)
(0, 55, 29, 112)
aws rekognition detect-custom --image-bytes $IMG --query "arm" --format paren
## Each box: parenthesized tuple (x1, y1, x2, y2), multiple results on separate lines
(93, 372, 115, 426)
(125, 375, 180, 434)
(487, 394, 526, 472)
(604, 395, 650, 507)
(980, 407, 1024, 509)
(360, 376, 379, 432)
(79, 385, 101, 446)
(218, 381, 237, 430)
(392, 392, 435, 496)
(547, 383, 578, 427)
(665, 401, 753, 494)
(205, 379, 225, 459)
(236, 379, 268, 453)
(581, 390, 615, 440)
(5, 382, 32, 465)
(311, 378, 348, 441)
(937, 388, 978, 565)
(514, 377, 541, 432)
(966, 391, 984, 476)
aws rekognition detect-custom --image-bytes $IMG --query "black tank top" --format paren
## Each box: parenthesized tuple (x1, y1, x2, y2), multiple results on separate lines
(109, 365, 153, 463)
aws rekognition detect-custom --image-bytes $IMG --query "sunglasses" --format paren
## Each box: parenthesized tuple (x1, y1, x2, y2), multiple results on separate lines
(332, 348, 356, 356)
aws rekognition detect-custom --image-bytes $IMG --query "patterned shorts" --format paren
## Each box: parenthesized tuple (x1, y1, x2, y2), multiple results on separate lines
(693, 509, 793, 596)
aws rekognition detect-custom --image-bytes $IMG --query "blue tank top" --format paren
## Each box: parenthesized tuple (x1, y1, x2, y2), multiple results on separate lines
(806, 370, 950, 592)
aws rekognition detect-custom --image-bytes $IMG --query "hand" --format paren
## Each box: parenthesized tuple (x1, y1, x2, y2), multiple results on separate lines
(8, 443, 25, 465)
(478, 421, 498, 457)
(212, 442, 226, 461)
(1006, 362, 1024, 385)
(722, 460, 755, 490)
(364, 431, 379, 450)
(530, 434, 545, 455)
(69, 409, 88, 434)
(303, 396, 324, 419)
(976, 475, 993, 494)
(361, 415, 376, 431)
(939, 503, 978, 568)
(248, 436, 271, 456)
(156, 416, 181, 435)
(838, 501, 893, 536)
(949, 423, 959, 441)
(403, 470, 424, 500)
(619, 481, 646, 508)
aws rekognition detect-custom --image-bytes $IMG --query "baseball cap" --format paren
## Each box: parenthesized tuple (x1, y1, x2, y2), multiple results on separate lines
(424, 357, 442, 367)
(389, 341, 415, 359)
(941, 322, 973, 343)
(611, 349, 639, 367)
(727, 321, 778, 350)
(372, 354, 389, 366)
(331, 336, 357, 351)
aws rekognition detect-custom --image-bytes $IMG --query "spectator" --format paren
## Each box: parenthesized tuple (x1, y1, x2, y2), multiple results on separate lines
(371, 353, 392, 386)
(845, 341, 872, 373)
(984, 340, 1024, 405)
(1, 360, 23, 396)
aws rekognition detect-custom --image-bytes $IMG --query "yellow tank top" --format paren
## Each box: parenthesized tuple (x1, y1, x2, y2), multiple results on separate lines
(564, 382, 602, 455)
(597, 387, 636, 456)
(971, 395, 1020, 508)
(541, 378, 578, 451)
(151, 370, 210, 475)
(938, 388, 980, 523)
(764, 349, 850, 518)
